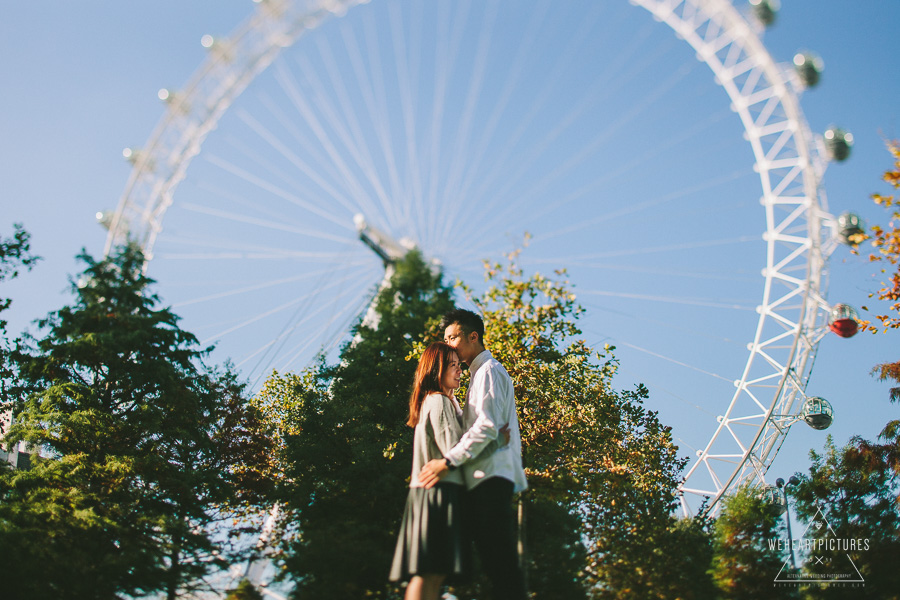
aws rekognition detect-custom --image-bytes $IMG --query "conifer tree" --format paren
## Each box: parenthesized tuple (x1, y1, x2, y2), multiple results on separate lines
(0, 244, 274, 600)
(0, 223, 39, 410)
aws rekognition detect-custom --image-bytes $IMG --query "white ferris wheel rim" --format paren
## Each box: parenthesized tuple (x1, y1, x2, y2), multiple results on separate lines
(105, 0, 836, 516)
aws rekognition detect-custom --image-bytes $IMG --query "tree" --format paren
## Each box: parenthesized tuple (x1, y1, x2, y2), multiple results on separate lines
(1, 224, 40, 413)
(452, 253, 698, 599)
(253, 249, 456, 599)
(851, 362, 900, 509)
(710, 485, 797, 600)
(853, 140, 900, 505)
(858, 140, 900, 334)
(226, 579, 265, 600)
(790, 437, 900, 600)
(259, 246, 695, 598)
(433, 249, 698, 599)
(0, 244, 275, 600)
(0, 224, 40, 322)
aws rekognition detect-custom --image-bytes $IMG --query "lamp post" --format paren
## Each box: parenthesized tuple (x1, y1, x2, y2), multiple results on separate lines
(776, 476, 800, 569)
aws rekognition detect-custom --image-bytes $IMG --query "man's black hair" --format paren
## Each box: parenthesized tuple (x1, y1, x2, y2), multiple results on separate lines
(440, 308, 485, 345)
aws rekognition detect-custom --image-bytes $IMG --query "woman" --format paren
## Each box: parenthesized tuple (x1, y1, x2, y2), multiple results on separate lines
(389, 342, 469, 600)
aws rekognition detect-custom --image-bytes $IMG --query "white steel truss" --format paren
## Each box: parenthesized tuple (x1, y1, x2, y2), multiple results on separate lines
(632, 0, 835, 514)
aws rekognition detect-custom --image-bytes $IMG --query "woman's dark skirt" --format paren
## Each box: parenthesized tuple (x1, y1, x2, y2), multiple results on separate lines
(389, 482, 470, 582)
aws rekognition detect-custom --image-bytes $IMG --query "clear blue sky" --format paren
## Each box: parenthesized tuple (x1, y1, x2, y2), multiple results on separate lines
(2, 1, 898, 510)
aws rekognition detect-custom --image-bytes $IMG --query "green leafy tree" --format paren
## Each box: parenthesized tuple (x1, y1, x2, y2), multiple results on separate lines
(710, 485, 797, 600)
(790, 436, 900, 599)
(416, 249, 701, 599)
(254, 249, 456, 599)
(226, 579, 265, 600)
(654, 514, 719, 600)
(0, 244, 275, 600)
(260, 246, 699, 598)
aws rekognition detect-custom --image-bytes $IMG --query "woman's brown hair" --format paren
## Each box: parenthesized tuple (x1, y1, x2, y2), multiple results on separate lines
(407, 342, 457, 427)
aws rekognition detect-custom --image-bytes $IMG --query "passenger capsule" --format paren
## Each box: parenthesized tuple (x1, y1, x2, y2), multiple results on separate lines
(760, 485, 787, 516)
(801, 397, 833, 431)
(828, 303, 859, 338)
(824, 127, 854, 162)
(749, 0, 779, 27)
(794, 52, 823, 88)
(836, 212, 864, 245)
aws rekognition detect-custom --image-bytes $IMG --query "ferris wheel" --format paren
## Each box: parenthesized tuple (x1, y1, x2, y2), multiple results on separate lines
(103, 0, 858, 521)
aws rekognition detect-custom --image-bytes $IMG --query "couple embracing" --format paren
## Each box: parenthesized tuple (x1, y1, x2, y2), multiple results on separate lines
(389, 309, 529, 600)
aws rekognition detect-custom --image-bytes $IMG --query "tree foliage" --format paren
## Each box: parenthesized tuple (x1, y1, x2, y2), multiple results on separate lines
(1, 224, 40, 409)
(453, 251, 699, 599)
(254, 249, 456, 599)
(791, 437, 900, 600)
(710, 485, 796, 600)
(0, 244, 274, 600)
(859, 140, 900, 334)
(0, 224, 40, 322)
(259, 246, 695, 598)
(226, 579, 265, 600)
(378, 247, 700, 599)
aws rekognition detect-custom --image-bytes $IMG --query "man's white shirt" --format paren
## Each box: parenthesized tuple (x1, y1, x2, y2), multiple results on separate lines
(444, 350, 528, 493)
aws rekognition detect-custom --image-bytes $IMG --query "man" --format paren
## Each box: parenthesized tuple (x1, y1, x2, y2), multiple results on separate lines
(419, 308, 528, 600)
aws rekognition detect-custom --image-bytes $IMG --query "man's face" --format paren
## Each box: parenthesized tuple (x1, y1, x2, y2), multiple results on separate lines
(444, 323, 479, 365)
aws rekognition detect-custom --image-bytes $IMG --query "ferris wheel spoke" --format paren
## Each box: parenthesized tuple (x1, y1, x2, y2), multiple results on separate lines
(533, 234, 758, 264)
(272, 290, 371, 372)
(291, 43, 400, 228)
(465, 13, 664, 226)
(230, 100, 360, 217)
(614, 361, 718, 418)
(579, 289, 755, 311)
(273, 61, 387, 223)
(155, 250, 357, 260)
(177, 202, 352, 243)
(169, 262, 370, 309)
(152, 232, 363, 261)
(241, 283, 372, 377)
(337, 15, 410, 231)
(616, 341, 734, 383)
(528, 164, 748, 246)
(581, 304, 747, 348)
(199, 267, 371, 345)
(385, 0, 429, 235)
(419, 1, 464, 247)
(434, 1, 509, 245)
(213, 111, 357, 227)
(503, 63, 702, 230)
(551, 262, 755, 282)
(462, 164, 753, 262)
(193, 175, 345, 232)
(468, 40, 692, 244)
(433, 2, 553, 249)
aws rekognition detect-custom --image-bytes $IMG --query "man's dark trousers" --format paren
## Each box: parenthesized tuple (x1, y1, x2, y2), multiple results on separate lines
(467, 477, 528, 600)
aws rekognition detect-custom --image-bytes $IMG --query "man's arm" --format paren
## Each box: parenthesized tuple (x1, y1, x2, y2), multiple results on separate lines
(418, 422, 510, 488)
(419, 366, 510, 488)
